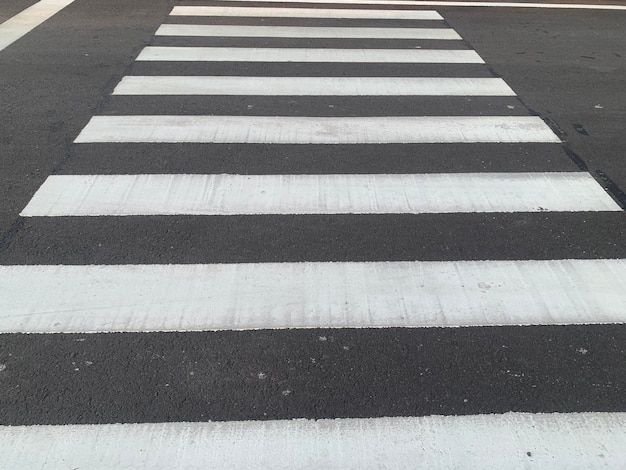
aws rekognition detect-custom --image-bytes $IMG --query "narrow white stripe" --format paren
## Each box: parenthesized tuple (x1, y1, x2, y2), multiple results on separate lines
(73, 116, 556, 144)
(113, 76, 515, 96)
(155, 24, 462, 40)
(0, 0, 76, 52)
(170, 6, 443, 19)
(2, 259, 626, 333)
(19, 173, 620, 217)
(193, 0, 626, 11)
(136, 46, 484, 64)
(2, 413, 626, 469)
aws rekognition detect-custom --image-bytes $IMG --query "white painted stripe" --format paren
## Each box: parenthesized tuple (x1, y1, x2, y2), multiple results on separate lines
(19, 173, 620, 217)
(136, 46, 483, 64)
(0, 0, 76, 52)
(155, 24, 462, 40)
(195, 0, 626, 11)
(374, 1, 626, 10)
(2, 259, 626, 333)
(3, 413, 626, 469)
(73, 116, 556, 144)
(169, 6, 443, 19)
(194, 0, 626, 11)
(113, 76, 515, 96)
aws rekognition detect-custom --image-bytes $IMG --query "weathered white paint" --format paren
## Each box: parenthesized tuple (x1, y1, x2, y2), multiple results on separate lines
(2, 259, 626, 333)
(22, 173, 619, 216)
(73, 116, 557, 144)
(2, 413, 626, 469)
(169, 6, 443, 19)
(0, 0, 76, 52)
(192, 0, 626, 11)
(155, 24, 462, 40)
(113, 76, 515, 96)
(135, 46, 483, 64)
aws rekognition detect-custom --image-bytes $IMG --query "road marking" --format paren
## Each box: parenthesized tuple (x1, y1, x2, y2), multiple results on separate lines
(155, 24, 462, 40)
(193, 0, 626, 11)
(2, 413, 625, 468)
(136, 46, 483, 64)
(169, 6, 443, 19)
(113, 76, 515, 96)
(20, 172, 619, 217)
(0, 0, 76, 52)
(2, 259, 626, 332)
(73, 116, 557, 143)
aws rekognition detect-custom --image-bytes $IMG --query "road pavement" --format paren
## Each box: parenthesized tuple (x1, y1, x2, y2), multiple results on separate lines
(0, 0, 625, 467)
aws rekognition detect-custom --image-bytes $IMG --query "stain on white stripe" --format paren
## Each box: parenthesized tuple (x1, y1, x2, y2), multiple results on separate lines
(73, 116, 556, 144)
(20, 173, 620, 217)
(113, 76, 515, 96)
(0, 0, 76, 52)
(155, 24, 462, 40)
(136, 46, 484, 64)
(169, 6, 443, 19)
(3, 413, 626, 469)
(2, 260, 626, 333)
(199, 0, 626, 11)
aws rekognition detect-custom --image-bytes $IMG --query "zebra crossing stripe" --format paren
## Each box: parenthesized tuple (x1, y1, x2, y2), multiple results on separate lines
(19, 173, 620, 217)
(136, 46, 484, 64)
(169, 6, 444, 20)
(190, 0, 626, 10)
(2, 259, 626, 333)
(2, 413, 625, 469)
(112, 76, 515, 96)
(182, 0, 444, 4)
(0, 0, 77, 52)
(73, 116, 557, 143)
(155, 24, 462, 40)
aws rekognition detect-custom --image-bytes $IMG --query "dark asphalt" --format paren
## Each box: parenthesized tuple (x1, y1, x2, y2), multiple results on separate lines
(0, 0, 625, 426)
(444, 7, 626, 194)
(1, 325, 625, 425)
(2, 213, 625, 265)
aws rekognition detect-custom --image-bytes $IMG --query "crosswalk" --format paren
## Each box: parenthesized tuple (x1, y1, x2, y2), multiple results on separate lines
(2, 1, 626, 467)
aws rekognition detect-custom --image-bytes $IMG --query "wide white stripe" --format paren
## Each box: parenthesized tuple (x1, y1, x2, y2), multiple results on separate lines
(22, 173, 618, 217)
(0, 0, 76, 52)
(155, 24, 462, 40)
(201, 0, 626, 11)
(113, 76, 515, 96)
(2, 413, 626, 469)
(21, 172, 620, 216)
(73, 116, 556, 144)
(136, 46, 483, 63)
(2, 259, 626, 333)
(170, 6, 443, 19)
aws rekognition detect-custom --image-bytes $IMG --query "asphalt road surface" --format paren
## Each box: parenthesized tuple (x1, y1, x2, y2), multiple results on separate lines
(0, 0, 625, 467)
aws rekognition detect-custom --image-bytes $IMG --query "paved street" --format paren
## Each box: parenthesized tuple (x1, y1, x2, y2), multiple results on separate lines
(1, 0, 625, 467)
